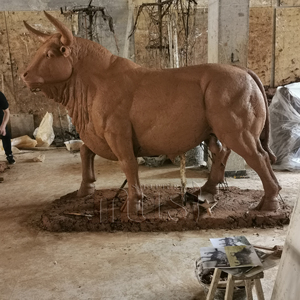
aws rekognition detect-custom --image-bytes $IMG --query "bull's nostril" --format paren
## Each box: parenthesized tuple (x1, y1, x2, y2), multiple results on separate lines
(23, 72, 28, 78)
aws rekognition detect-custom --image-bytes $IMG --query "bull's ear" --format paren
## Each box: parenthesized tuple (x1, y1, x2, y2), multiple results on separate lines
(60, 46, 71, 58)
(23, 21, 50, 42)
(44, 11, 73, 47)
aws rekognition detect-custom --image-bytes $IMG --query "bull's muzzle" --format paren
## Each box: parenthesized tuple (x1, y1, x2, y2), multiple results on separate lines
(21, 70, 44, 92)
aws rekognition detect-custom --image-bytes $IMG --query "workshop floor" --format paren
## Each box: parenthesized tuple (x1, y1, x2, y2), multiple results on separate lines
(0, 148, 299, 300)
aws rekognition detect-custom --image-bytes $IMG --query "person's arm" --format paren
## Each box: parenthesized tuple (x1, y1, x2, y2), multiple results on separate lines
(0, 108, 10, 136)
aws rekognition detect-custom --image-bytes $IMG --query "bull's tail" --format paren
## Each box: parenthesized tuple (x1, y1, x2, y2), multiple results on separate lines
(246, 68, 276, 164)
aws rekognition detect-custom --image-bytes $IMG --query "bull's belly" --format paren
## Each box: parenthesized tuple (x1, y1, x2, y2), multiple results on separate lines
(134, 118, 211, 157)
(80, 105, 210, 160)
(130, 78, 209, 157)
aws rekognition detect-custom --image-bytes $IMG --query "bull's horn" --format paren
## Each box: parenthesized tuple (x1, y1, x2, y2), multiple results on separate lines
(23, 21, 50, 42)
(44, 11, 73, 46)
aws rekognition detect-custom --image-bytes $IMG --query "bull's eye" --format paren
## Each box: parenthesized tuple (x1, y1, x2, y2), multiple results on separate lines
(61, 46, 66, 53)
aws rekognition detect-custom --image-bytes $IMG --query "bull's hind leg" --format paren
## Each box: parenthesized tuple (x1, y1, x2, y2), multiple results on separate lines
(219, 131, 280, 211)
(77, 144, 96, 197)
(200, 134, 231, 196)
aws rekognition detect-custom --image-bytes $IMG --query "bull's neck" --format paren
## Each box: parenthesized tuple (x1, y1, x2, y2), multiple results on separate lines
(73, 37, 139, 74)
(42, 76, 90, 134)
(74, 37, 118, 71)
(43, 38, 138, 133)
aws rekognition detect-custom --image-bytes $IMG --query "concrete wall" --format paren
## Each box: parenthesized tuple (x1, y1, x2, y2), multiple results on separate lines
(208, 0, 249, 67)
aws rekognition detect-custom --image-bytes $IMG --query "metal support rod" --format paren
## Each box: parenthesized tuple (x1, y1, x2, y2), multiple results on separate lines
(158, 0, 163, 67)
(180, 153, 187, 205)
(114, 179, 127, 199)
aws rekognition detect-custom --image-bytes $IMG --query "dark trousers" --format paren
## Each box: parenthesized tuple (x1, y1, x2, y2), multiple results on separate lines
(0, 115, 12, 157)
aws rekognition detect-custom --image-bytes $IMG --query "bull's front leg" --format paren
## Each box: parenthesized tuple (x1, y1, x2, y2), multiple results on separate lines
(104, 131, 142, 215)
(77, 144, 96, 197)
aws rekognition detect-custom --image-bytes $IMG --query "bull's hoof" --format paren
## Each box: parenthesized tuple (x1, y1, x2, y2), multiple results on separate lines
(199, 184, 217, 199)
(77, 183, 95, 198)
(120, 199, 140, 214)
(121, 199, 163, 217)
(120, 199, 146, 222)
(251, 197, 279, 211)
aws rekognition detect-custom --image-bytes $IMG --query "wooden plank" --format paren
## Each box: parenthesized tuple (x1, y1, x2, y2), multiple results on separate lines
(248, 7, 273, 86)
(224, 274, 234, 300)
(254, 279, 265, 300)
(217, 279, 245, 288)
(206, 268, 222, 300)
(245, 280, 253, 300)
(280, 0, 300, 6)
(232, 271, 264, 280)
(275, 7, 300, 85)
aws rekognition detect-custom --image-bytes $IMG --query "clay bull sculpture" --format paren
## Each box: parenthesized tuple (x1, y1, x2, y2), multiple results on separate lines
(22, 12, 281, 214)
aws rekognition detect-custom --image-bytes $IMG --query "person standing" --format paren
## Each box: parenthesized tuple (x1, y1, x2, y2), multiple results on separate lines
(0, 91, 15, 164)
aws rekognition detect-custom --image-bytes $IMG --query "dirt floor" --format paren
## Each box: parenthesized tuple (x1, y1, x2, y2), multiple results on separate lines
(0, 148, 299, 299)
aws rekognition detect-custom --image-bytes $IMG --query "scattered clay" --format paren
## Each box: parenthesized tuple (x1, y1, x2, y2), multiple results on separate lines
(32, 154, 46, 162)
(0, 162, 9, 172)
(0, 162, 10, 182)
(40, 187, 291, 232)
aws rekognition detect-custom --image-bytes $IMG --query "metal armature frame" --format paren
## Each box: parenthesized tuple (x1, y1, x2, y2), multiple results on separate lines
(60, 0, 119, 52)
(131, 0, 198, 69)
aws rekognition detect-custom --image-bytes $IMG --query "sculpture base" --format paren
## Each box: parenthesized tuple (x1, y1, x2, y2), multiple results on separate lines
(40, 187, 291, 232)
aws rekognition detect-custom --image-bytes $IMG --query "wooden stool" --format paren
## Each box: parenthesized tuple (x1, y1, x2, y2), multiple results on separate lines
(206, 268, 265, 300)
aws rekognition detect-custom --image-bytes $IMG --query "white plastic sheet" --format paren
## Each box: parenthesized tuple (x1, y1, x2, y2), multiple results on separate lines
(35, 112, 55, 147)
(269, 83, 300, 170)
(1, 135, 37, 153)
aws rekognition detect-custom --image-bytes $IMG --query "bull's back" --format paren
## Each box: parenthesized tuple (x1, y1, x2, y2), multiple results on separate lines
(129, 64, 266, 156)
